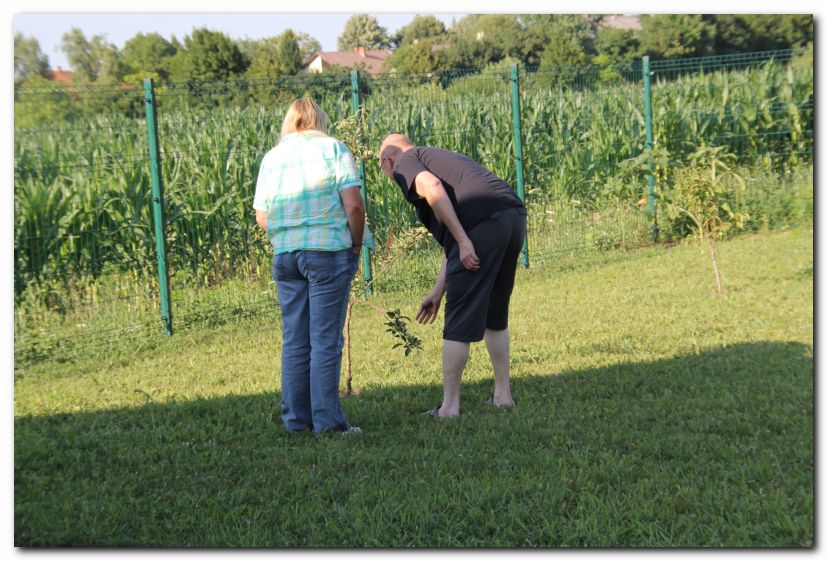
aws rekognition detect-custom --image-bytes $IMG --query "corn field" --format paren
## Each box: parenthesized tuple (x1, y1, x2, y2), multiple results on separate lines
(13, 49, 813, 362)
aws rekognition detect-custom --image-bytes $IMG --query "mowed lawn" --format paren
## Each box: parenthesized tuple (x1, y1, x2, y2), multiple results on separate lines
(14, 228, 813, 547)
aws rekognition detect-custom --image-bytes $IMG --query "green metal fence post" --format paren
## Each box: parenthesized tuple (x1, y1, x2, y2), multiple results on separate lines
(350, 69, 373, 295)
(642, 56, 659, 242)
(143, 78, 173, 335)
(510, 63, 530, 268)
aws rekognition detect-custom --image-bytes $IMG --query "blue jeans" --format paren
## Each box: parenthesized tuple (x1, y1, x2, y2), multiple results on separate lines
(273, 248, 359, 433)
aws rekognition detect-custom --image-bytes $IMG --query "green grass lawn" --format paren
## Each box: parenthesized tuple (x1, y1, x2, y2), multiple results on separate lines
(14, 228, 813, 547)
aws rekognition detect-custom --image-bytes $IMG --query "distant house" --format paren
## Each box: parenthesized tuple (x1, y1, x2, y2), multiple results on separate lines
(51, 66, 73, 83)
(599, 14, 642, 31)
(305, 47, 392, 76)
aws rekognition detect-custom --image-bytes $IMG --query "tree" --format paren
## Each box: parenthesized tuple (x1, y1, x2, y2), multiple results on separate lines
(96, 40, 123, 83)
(383, 38, 447, 76)
(639, 15, 716, 59)
(595, 27, 641, 63)
(530, 15, 598, 88)
(393, 15, 446, 47)
(539, 29, 591, 68)
(468, 14, 523, 62)
(14, 76, 76, 127)
(14, 33, 51, 87)
(60, 28, 96, 81)
(522, 14, 598, 64)
(739, 14, 813, 51)
(173, 28, 247, 82)
(707, 15, 754, 55)
(537, 35, 592, 89)
(664, 146, 749, 295)
(60, 27, 123, 83)
(296, 32, 322, 63)
(441, 14, 526, 69)
(337, 14, 391, 50)
(120, 32, 177, 82)
(246, 29, 303, 78)
(276, 30, 303, 75)
(243, 37, 279, 79)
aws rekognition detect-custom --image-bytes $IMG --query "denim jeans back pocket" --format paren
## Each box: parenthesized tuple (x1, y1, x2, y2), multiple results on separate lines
(301, 250, 337, 284)
(274, 252, 298, 282)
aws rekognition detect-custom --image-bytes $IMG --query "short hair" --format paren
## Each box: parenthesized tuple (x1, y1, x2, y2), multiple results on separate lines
(280, 98, 328, 139)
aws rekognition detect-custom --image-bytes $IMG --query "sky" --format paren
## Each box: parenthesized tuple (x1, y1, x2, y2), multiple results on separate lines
(13, 12, 468, 71)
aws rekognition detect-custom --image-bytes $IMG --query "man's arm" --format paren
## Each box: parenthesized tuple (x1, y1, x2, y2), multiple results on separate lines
(417, 255, 447, 324)
(413, 170, 480, 271)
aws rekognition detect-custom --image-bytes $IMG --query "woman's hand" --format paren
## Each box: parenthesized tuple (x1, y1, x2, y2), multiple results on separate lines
(416, 291, 442, 324)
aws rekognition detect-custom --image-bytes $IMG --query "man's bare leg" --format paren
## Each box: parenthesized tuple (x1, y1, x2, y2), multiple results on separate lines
(485, 328, 515, 406)
(438, 340, 470, 417)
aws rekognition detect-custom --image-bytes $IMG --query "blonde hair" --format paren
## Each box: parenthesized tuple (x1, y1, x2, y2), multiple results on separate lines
(280, 98, 328, 139)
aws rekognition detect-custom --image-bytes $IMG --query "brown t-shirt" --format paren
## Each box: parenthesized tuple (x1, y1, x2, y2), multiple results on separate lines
(392, 146, 524, 250)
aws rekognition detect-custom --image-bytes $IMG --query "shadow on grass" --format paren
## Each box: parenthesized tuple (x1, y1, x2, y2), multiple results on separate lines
(15, 341, 813, 548)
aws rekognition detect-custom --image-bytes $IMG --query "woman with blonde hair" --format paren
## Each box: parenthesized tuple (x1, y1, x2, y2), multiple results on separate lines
(254, 98, 372, 434)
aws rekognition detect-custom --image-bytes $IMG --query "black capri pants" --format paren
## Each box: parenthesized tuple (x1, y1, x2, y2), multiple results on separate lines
(443, 206, 527, 342)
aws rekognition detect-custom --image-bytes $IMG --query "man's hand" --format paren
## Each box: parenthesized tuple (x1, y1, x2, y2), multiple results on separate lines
(458, 238, 480, 271)
(414, 171, 480, 272)
(416, 292, 442, 324)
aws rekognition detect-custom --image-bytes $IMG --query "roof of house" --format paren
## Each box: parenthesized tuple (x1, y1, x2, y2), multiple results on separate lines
(307, 48, 392, 75)
(51, 66, 73, 83)
(599, 14, 642, 31)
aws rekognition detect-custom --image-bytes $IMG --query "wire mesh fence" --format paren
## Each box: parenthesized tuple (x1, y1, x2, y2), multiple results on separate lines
(13, 48, 813, 365)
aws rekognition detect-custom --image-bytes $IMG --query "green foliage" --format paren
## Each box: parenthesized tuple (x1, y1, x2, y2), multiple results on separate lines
(384, 309, 423, 356)
(739, 14, 813, 51)
(333, 110, 374, 160)
(443, 57, 516, 96)
(527, 15, 604, 89)
(537, 39, 592, 89)
(526, 14, 597, 66)
(595, 28, 641, 63)
(709, 15, 756, 55)
(639, 15, 717, 59)
(245, 30, 303, 79)
(174, 28, 247, 82)
(244, 38, 281, 79)
(13, 78, 76, 126)
(14, 33, 52, 87)
(383, 39, 449, 77)
(662, 146, 751, 294)
(296, 32, 322, 63)
(297, 65, 371, 105)
(393, 15, 447, 48)
(709, 15, 813, 55)
(60, 27, 123, 83)
(276, 30, 303, 75)
(123, 70, 162, 87)
(664, 146, 750, 242)
(444, 14, 528, 68)
(120, 32, 177, 82)
(337, 14, 391, 51)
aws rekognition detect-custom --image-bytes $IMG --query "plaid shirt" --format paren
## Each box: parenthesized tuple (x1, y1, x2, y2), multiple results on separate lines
(254, 130, 373, 254)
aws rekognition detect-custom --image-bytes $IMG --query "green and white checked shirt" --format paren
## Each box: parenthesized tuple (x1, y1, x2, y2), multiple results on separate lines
(254, 130, 373, 254)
